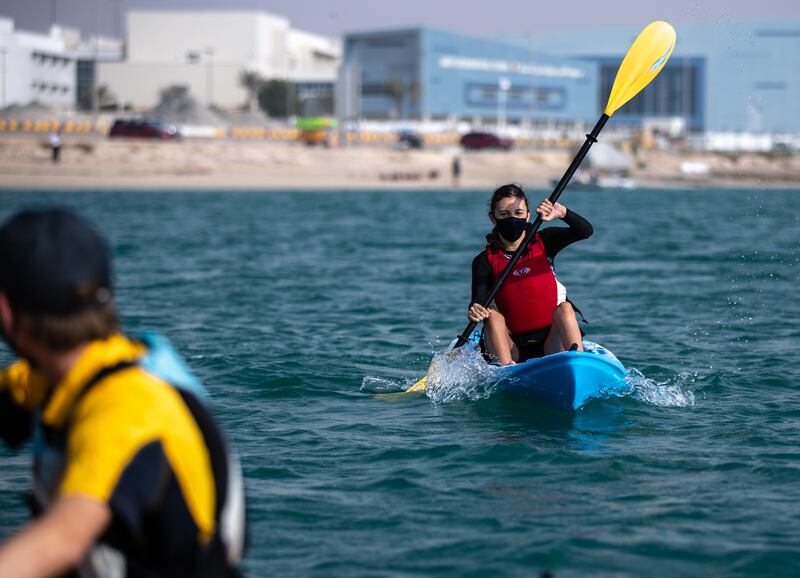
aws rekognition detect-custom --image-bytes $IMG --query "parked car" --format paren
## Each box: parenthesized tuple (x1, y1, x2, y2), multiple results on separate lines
(395, 131, 424, 150)
(460, 131, 512, 150)
(109, 118, 180, 139)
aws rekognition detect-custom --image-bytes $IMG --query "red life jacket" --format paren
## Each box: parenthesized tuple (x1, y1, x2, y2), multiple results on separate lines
(486, 233, 558, 334)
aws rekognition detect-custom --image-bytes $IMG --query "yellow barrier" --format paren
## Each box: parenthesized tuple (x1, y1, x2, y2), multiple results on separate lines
(0, 118, 472, 147)
(0, 118, 104, 135)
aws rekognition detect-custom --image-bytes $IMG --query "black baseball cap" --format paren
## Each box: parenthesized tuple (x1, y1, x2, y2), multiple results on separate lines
(0, 208, 113, 315)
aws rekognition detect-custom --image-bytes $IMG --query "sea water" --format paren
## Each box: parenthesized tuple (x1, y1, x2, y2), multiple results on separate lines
(1, 188, 798, 576)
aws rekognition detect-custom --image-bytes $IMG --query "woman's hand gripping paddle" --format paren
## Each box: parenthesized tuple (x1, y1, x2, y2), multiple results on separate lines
(406, 21, 676, 394)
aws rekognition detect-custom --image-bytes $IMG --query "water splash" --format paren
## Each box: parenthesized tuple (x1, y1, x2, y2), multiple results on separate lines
(360, 375, 410, 394)
(364, 348, 698, 409)
(623, 368, 697, 407)
(423, 343, 501, 404)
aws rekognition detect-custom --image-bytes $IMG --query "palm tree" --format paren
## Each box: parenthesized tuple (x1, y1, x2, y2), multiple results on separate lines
(386, 80, 404, 119)
(239, 70, 265, 112)
(96, 84, 118, 111)
(386, 79, 420, 119)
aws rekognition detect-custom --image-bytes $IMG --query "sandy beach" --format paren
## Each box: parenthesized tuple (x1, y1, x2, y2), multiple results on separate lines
(0, 134, 798, 191)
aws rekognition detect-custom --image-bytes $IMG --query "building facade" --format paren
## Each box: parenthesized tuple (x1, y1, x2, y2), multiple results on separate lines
(343, 28, 598, 124)
(0, 18, 76, 109)
(98, 10, 341, 110)
(61, 28, 124, 111)
(521, 19, 800, 133)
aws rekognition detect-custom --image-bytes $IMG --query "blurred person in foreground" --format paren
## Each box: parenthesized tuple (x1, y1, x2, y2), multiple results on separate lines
(0, 208, 246, 578)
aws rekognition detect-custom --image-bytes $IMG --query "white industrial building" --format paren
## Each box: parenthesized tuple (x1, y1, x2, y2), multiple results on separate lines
(0, 17, 76, 109)
(98, 10, 341, 110)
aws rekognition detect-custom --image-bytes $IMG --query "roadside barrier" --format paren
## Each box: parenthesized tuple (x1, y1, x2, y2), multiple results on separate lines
(0, 119, 551, 149)
(0, 118, 98, 134)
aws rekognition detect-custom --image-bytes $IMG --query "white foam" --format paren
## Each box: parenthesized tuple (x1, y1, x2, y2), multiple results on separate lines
(423, 343, 501, 404)
(360, 375, 409, 394)
(623, 368, 697, 407)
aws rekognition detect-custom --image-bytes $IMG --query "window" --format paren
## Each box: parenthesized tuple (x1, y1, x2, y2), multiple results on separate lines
(599, 60, 699, 117)
(754, 82, 786, 90)
(464, 83, 566, 110)
(365, 37, 408, 49)
(361, 83, 392, 97)
(756, 30, 800, 37)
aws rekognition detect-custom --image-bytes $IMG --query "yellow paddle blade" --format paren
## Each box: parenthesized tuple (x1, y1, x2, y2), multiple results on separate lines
(406, 375, 427, 393)
(604, 21, 676, 116)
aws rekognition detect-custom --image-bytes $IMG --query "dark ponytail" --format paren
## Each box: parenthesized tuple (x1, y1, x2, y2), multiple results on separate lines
(486, 183, 529, 250)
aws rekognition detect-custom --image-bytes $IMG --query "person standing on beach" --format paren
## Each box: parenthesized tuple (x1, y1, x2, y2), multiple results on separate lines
(48, 130, 62, 164)
(451, 156, 461, 187)
(0, 209, 247, 578)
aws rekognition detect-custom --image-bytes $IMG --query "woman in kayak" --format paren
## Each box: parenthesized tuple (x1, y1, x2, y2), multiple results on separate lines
(468, 184, 593, 365)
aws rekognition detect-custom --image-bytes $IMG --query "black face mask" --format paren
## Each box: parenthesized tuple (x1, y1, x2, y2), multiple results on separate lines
(495, 216, 528, 243)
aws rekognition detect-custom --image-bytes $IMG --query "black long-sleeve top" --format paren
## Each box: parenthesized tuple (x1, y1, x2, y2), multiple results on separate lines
(471, 209, 593, 306)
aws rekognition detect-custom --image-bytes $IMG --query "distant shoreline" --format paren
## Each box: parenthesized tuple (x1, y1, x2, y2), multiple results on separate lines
(1, 134, 798, 192)
(1, 179, 797, 193)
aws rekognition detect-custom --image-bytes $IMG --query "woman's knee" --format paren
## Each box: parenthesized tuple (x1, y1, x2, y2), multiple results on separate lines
(554, 301, 574, 318)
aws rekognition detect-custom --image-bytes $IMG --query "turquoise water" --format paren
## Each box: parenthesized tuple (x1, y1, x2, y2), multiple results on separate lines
(1, 188, 798, 576)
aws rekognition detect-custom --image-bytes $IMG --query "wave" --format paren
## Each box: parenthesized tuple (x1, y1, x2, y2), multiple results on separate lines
(365, 347, 698, 409)
(361, 343, 500, 402)
(359, 375, 411, 394)
(619, 367, 697, 407)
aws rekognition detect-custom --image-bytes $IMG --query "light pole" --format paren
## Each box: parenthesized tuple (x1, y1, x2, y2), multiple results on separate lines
(91, 0, 99, 128)
(498, 76, 510, 130)
(528, 33, 537, 137)
(0, 48, 6, 108)
(203, 47, 214, 108)
(286, 52, 295, 119)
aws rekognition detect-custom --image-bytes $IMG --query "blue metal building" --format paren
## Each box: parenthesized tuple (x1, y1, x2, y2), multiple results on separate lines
(343, 28, 598, 123)
(520, 19, 800, 133)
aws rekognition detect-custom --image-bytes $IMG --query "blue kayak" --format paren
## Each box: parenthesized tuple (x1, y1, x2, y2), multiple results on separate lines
(494, 340, 628, 410)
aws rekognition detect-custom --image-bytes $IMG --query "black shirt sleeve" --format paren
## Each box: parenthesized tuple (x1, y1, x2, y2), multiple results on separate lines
(471, 250, 492, 306)
(538, 208, 593, 259)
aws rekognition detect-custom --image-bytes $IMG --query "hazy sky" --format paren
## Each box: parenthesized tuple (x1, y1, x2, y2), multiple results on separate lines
(1, 0, 799, 39)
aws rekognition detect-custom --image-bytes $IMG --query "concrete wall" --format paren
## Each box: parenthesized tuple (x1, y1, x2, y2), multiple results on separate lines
(128, 11, 280, 67)
(98, 10, 340, 110)
(288, 29, 340, 82)
(98, 61, 246, 109)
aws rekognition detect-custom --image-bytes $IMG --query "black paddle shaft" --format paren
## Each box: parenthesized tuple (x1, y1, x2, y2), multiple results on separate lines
(454, 113, 610, 349)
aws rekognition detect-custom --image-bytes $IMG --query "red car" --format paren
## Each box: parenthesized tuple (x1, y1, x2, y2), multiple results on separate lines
(109, 118, 180, 139)
(460, 131, 512, 150)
